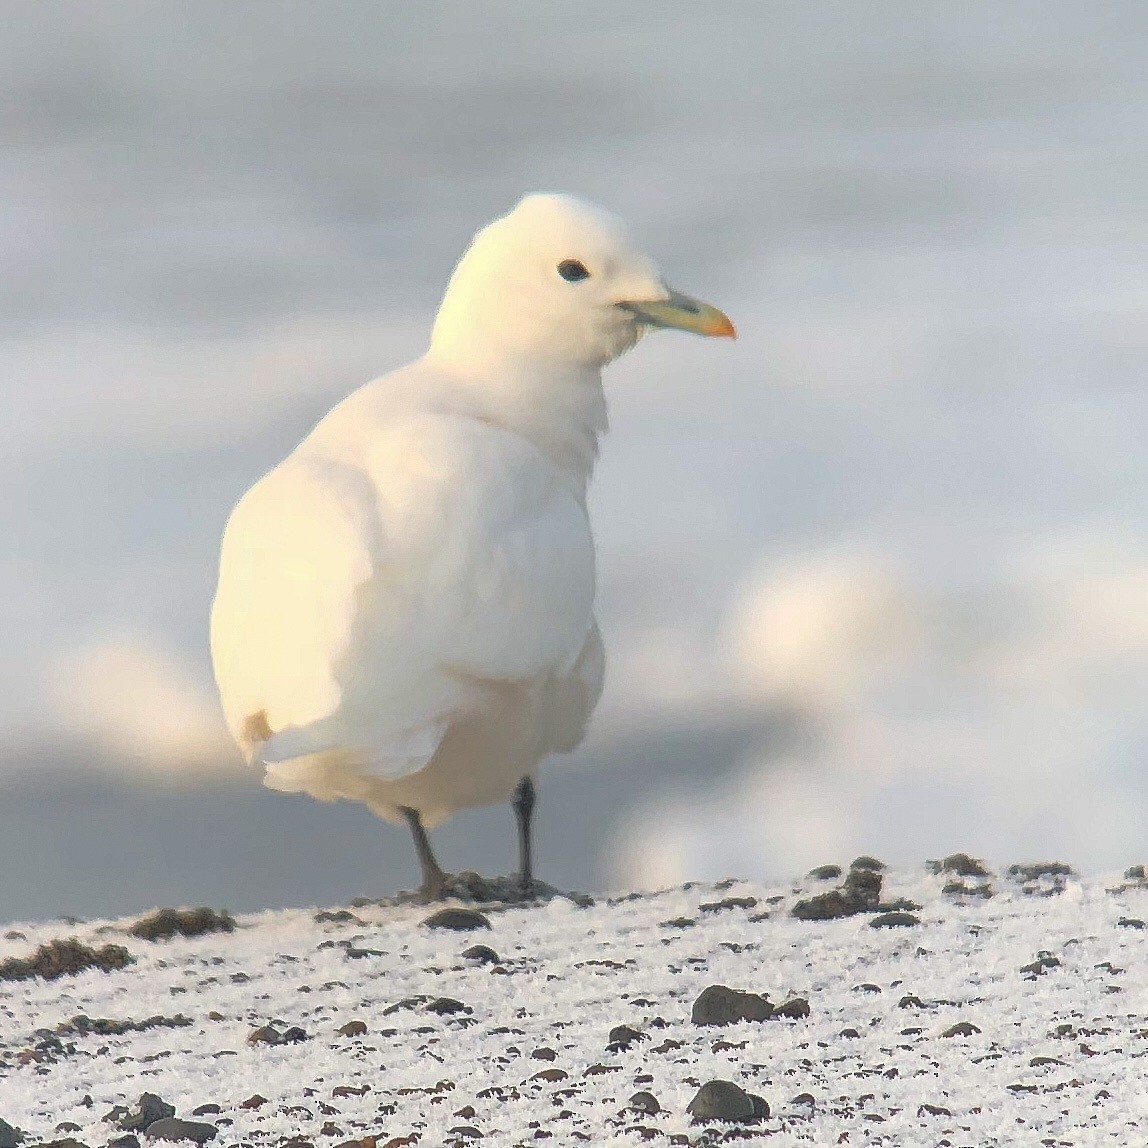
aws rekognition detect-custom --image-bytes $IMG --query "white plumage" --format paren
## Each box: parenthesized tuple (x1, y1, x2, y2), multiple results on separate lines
(210, 193, 733, 894)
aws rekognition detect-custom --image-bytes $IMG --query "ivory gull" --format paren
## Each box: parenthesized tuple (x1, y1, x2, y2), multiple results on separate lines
(210, 193, 734, 898)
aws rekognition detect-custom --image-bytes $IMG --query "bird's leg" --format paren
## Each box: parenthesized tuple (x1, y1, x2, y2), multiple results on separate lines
(512, 776, 536, 895)
(400, 806, 447, 900)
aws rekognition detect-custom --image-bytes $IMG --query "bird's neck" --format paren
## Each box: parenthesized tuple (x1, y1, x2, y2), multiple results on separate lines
(425, 347, 608, 491)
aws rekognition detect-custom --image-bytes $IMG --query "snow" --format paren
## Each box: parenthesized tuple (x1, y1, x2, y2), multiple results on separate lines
(3, 864, 1148, 1146)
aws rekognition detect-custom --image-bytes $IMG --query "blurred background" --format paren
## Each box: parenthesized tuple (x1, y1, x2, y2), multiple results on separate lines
(2, 2, 1146, 922)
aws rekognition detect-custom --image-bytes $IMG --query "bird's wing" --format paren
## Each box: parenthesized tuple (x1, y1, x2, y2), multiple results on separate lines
(211, 410, 595, 781)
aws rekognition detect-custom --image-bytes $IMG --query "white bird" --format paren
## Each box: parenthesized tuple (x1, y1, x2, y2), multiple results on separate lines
(210, 193, 734, 899)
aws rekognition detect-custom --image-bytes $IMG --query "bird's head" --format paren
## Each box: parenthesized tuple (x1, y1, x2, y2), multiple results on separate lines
(430, 193, 735, 372)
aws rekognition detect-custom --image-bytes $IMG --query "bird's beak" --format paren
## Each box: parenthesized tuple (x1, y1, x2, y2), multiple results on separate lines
(617, 287, 736, 339)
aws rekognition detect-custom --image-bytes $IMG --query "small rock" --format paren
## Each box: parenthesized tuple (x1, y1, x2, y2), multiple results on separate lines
(839, 1027, 861, 1039)
(337, 1020, 368, 1037)
(130, 908, 235, 942)
(942, 880, 993, 899)
(426, 997, 470, 1015)
(691, 984, 773, 1026)
(530, 1047, 557, 1060)
(109, 1137, 140, 1148)
(918, 1103, 952, 1117)
(659, 916, 696, 929)
(314, 909, 363, 924)
(773, 997, 810, 1020)
(531, 1068, 568, 1083)
(870, 912, 920, 928)
(244, 1028, 282, 1046)
(791, 1093, 815, 1107)
(698, 897, 758, 913)
(850, 855, 886, 872)
(240, 1095, 268, 1110)
(627, 1092, 661, 1116)
(461, 944, 499, 965)
(687, 1080, 769, 1124)
(189, 1106, 220, 1117)
(422, 908, 491, 932)
(0, 1119, 25, 1148)
(1118, 917, 1146, 930)
(144, 1119, 218, 1144)
(606, 1024, 646, 1051)
(0, 938, 133, 982)
(941, 1021, 981, 1038)
(446, 1128, 482, 1141)
(1125, 864, 1146, 880)
(120, 1095, 176, 1132)
(927, 853, 991, 878)
(1020, 954, 1061, 976)
(807, 864, 843, 881)
(1007, 861, 1073, 881)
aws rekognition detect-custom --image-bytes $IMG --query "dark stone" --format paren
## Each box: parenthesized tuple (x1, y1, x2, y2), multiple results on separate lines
(607, 1025, 646, 1051)
(918, 1103, 952, 1117)
(1125, 864, 1146, 880)
(143, 1119, 218, 1144)
(426, 997, 471, 1016)
(849, 855, 886, 872)
(772, 997, 810, 1020)
(337, 1020, 368, 1037)
(627, 1092, 661, 1116)
(1118, 917, 1146, 930)
(120, 1095, 176, 1132)
(461, 944, 499, 965)
(239, 1096, 267, 1109)
(941, 1021, 981, 1037)
(691, 985, 773, 1026)
(530, 1047, 557, 1060)
(247, 1025, 282, 1045)
(791, 1093, 815, 1107)
(698, 897, 758, 914)
(807, 864, 843, 881)
(1007, 861, 1073, 881)
(1020, 954, 1061, 976)
(0, 1119, 25, 1148)
(32, 1141, 89, 1148)
(281, 1026, 308, 1043)
(687, 1080, 769, 1124)
(0, 938, 134, 982)
(898, 994, 927, 1009)
(422, 908, 491, 932)
(927, 853, 991, 878)
(130, 908, 235, 942)
(870, 912, 920, 928)
(659, 917, 696, 929)
(189, 1106, 220, 1117)
(839, 1028, 861, 1039)
(942, 880, 993, 899)
(531, 1068, 567, 1083)
(314, 910, 363, 925)
(843, 867, 883, 902)
(109, 1137, 140, 1148)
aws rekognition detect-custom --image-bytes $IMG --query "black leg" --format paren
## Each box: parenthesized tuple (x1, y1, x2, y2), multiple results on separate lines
(512, 776, 536, 892)
(400, 806, 447, 900)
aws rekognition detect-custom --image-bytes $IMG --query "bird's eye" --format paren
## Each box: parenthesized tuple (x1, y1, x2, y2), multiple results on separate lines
(557, 259, 590, 283)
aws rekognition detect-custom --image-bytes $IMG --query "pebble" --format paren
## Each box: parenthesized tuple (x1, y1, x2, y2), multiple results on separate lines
(870, 912, 921, 928)
(422, 908, 492, 932)
(691, 985, 774, 1025)
(627, 1092, 661, 1115)
(461, 944, 499, 965)
(687, 1080, 769, 1124)
(143, 1118, 218, 1144)
(606, 1024, 646, 1051)
(119, 1095, 175, 1133)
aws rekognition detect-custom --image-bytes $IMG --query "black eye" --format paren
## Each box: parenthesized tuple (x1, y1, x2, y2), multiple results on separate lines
(557, 259, 590, 282)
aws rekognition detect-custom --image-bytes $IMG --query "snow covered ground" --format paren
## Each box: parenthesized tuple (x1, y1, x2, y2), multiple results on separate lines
(3, 860, 1148, 1146)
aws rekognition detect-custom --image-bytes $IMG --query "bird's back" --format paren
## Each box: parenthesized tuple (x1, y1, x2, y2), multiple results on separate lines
(210, 359, 598, 786)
